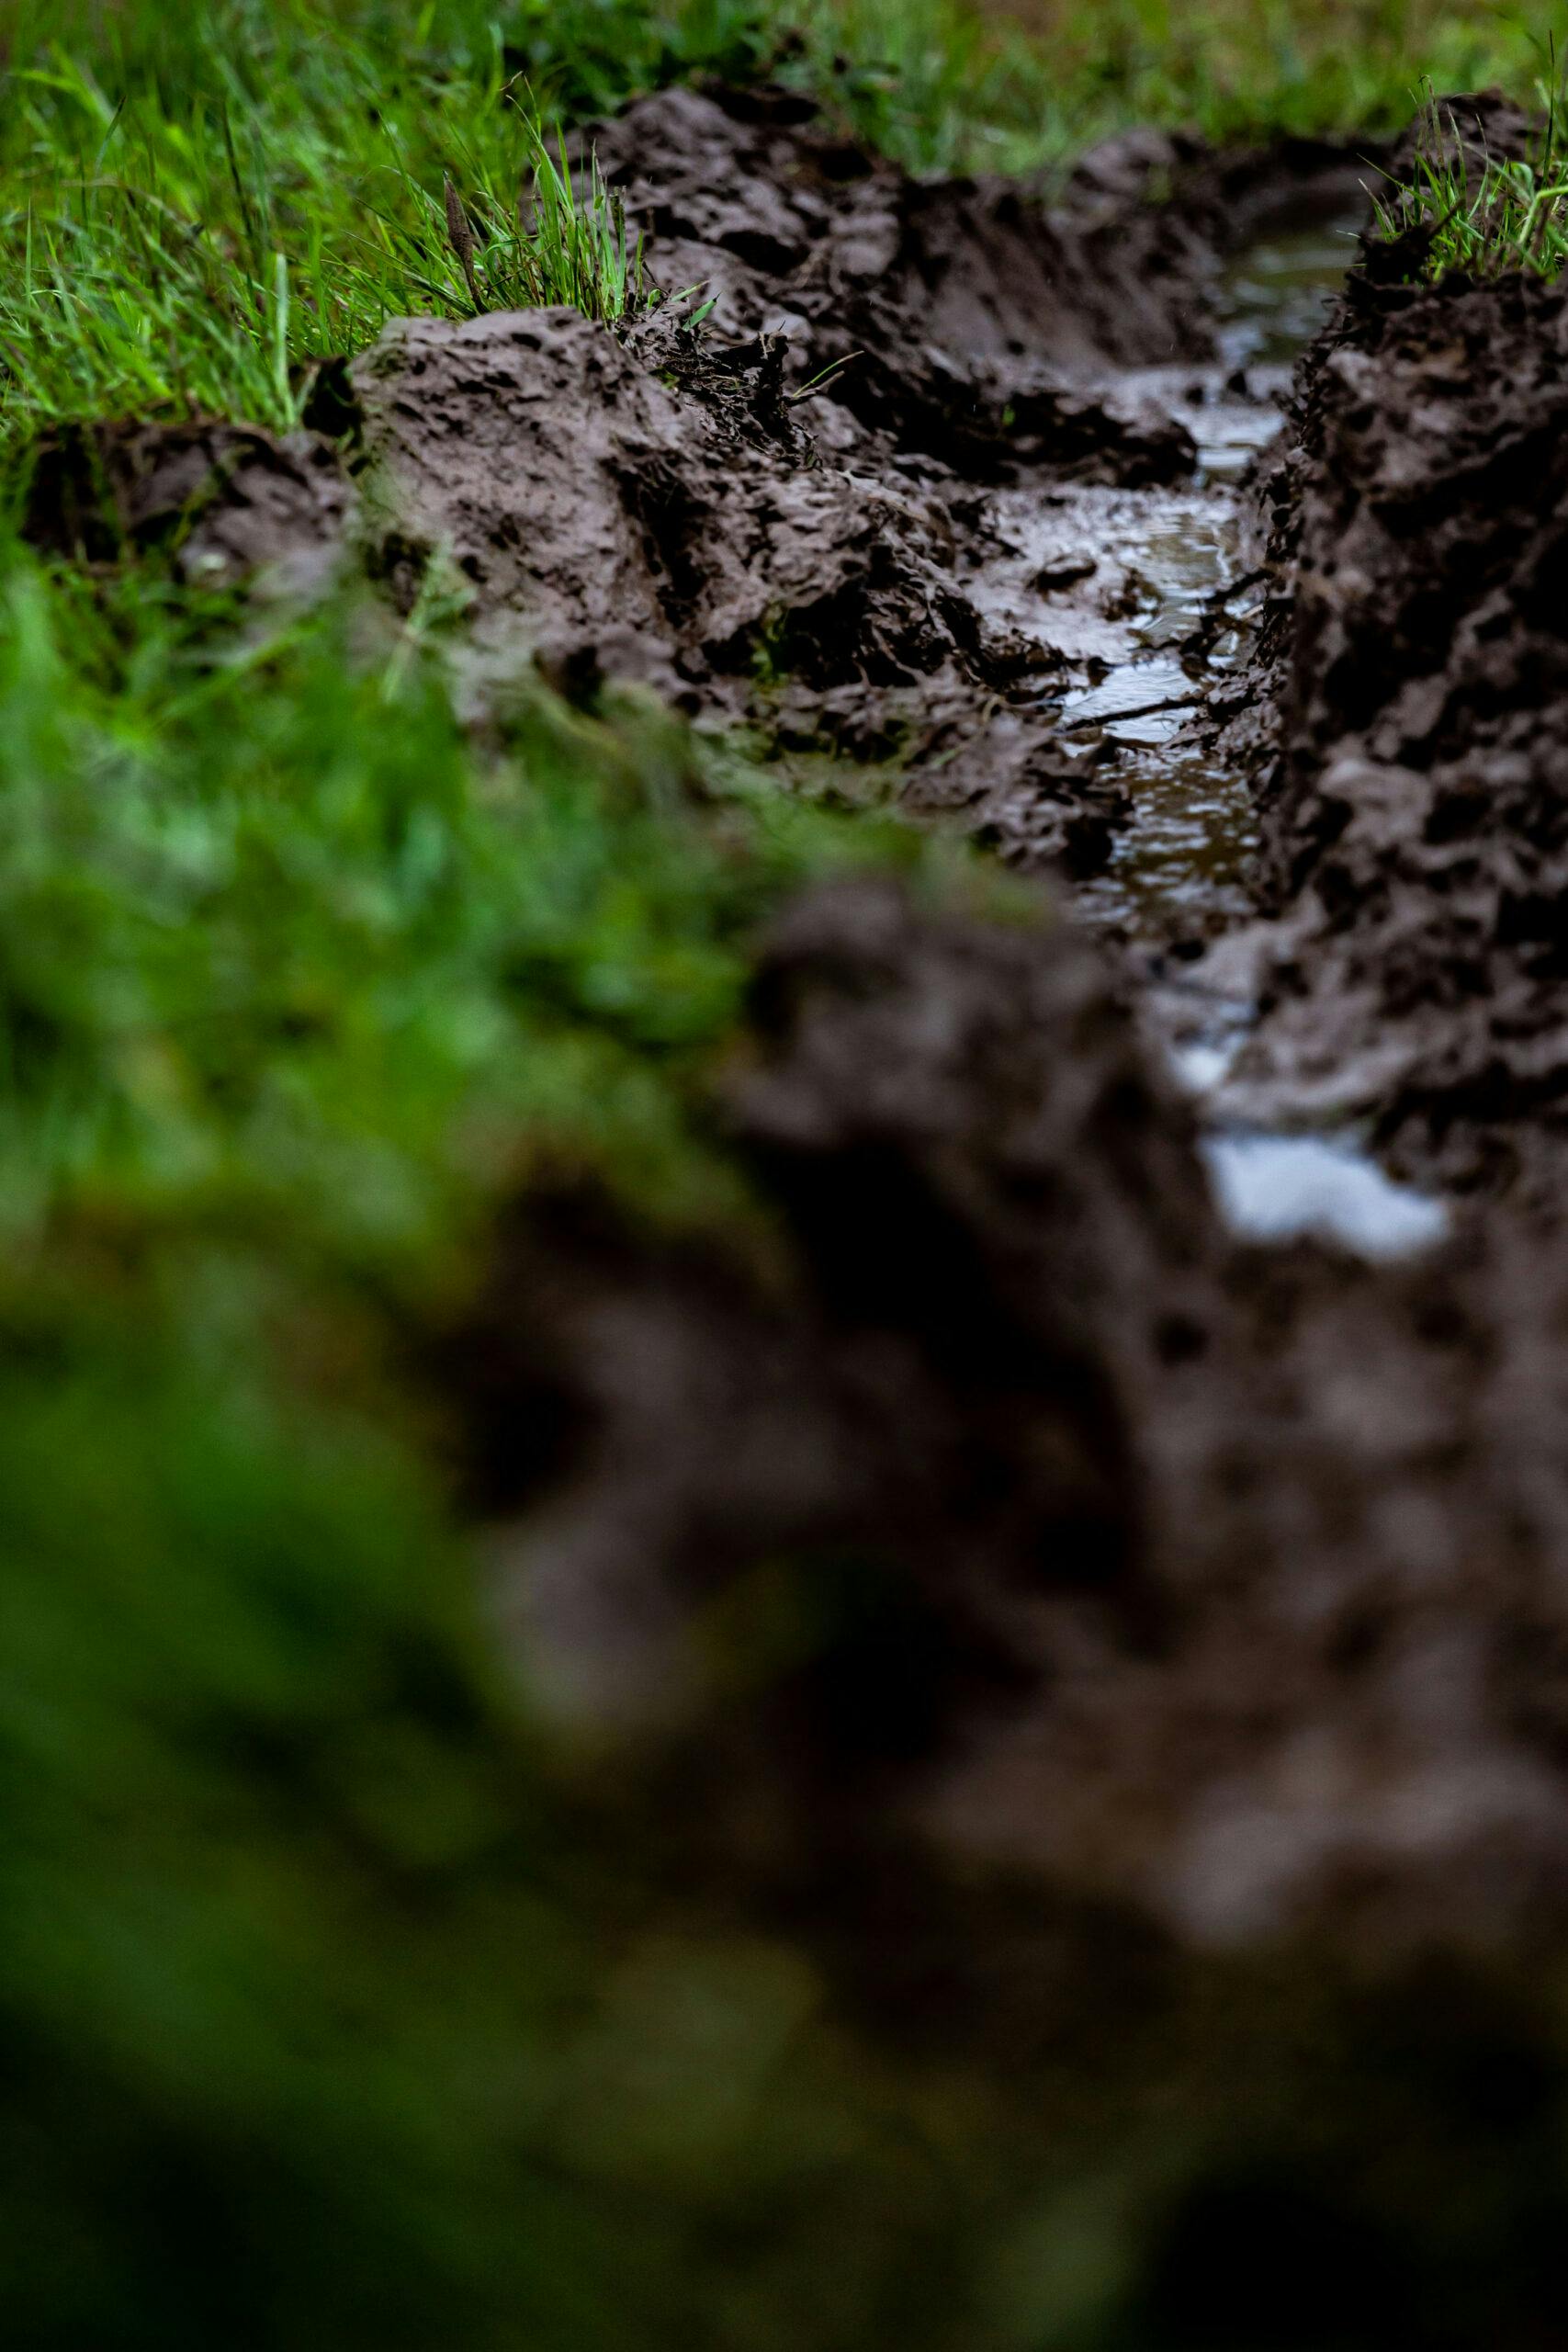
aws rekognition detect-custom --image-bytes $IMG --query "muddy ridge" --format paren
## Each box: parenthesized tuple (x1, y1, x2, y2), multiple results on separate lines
(463, 872, 1568, 1962)
(400, 84, 1568, 1991)
(26, 88, 1371, 883)
(345, 83, 1260, 871)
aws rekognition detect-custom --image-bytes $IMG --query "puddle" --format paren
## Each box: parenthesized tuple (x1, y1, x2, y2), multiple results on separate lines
(1062, 652, 1197, 739)
(1201, 1134, 1450, 1259)
(1034, 215, 1364, 949)
(984, 207, 1446, 1258)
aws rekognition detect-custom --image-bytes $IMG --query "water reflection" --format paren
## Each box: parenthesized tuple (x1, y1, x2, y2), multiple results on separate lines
(1201, 1133, 1450, 1259)
(1063, 221, 1362, 940)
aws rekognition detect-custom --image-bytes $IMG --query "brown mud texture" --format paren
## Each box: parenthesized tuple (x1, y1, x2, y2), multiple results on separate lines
(1230, 99, 1568, 1211)
(344, 85, 1222, 867)
(34, 83, 1568, 2345)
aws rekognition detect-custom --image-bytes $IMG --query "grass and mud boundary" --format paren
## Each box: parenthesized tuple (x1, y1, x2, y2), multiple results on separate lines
(9, 6, 1568, 2350)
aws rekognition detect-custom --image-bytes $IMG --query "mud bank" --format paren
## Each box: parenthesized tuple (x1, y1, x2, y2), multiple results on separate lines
(388, 93, 1568, 2325)
(343, 85, 1247, 873)
(464, 872, 1568, 1957)
(37, 76, 1568, 2335)
(20, 86, 1367, 899)
(22, 413, 349, 594)
(341, 87, 1371, 880)
(450, 873, 1568, 2343)
(1223, 219, 1568, 1208)
(59, 84, 1568, 1964)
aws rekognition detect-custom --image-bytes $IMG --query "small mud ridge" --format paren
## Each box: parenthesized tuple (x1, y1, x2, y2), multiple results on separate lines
(40, 83, 1568, 2324)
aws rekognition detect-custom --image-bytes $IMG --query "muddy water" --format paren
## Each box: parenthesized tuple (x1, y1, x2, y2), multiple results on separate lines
(1063, 222, 1359, 942)
(991, 216, 1452, 1256)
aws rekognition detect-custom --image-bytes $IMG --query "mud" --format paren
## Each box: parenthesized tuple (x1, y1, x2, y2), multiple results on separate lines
(457, 871, 1568, 1969)
(343, 78, 1247, 872)
(76, 82, 1568, 1968)
(21, 414, 349, 594)
(23, 88, 1370, 898)
(350, 302, 1055, 771)
(571, 84, 1219, 474)
(382, 100, 1568, 2254)
(343, 87, 1386, 926)
(1220, 248, 1568, 1207)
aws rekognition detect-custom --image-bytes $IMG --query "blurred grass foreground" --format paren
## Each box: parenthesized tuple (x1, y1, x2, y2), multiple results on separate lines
(0, 3, 1563, 2348)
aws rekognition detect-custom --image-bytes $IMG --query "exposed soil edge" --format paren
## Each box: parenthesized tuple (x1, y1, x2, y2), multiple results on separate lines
(1223, 93, 1568, 1205)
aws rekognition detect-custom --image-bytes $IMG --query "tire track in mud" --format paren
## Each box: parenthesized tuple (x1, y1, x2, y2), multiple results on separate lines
(339, 89, 1440, 1257)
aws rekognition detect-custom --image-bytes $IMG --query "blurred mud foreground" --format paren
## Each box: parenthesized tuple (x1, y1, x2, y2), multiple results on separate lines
(23, 72, 1568, 2352)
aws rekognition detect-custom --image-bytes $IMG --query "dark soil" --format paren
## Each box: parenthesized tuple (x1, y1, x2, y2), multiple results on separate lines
(416, 92, 1568, 2327)
(344, 75, 1250, 870)
(63, 65, 1568, 1956)
(21, 414, 349, 593)
(457, 873, 1568, 1960)
(570, 82, 1216, 470)
(1228, 232, 1568, 1205)
(444, 871, 1568, 2342)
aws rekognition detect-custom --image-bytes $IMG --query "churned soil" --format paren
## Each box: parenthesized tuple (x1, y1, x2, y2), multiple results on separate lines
(22, 413, 350, 594)
(434, 863, 1568, 2337)
(345, 80, 1241, 869)
(383, 85, 1568, 2141)
(456, 872, 1568, 1961)
(1229, 240, 1568, 1206)
(42, 68, 1568, 1962)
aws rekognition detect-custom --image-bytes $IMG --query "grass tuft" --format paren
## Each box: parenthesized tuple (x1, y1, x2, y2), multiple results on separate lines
(441, 121, 653, 324)
(0, 62, 659, 442)
(1372, 63, 1568, 281)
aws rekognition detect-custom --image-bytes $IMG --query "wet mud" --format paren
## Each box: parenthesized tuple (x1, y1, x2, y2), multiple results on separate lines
(68, 72, 1568, 1942)
(461, 874, 1568, 1962)
(440, 869, 1568, 2340)
(37, 83, 1568, 2317)
(21, 413, 350, 594)
(399, 95, 1568, 2280)
(343, 85, 1253, 870)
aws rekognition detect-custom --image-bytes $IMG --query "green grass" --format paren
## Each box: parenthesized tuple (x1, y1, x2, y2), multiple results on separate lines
(0, 46, 660, 439)
(445, 130, 657, 322)
(1372, 68, 1568, 277)
(0, 2, 1555, 439)
(0, 548, 958, 1261)
(0, 540, 1000, 2351)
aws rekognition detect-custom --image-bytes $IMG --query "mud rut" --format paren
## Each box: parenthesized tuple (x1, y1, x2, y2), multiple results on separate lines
(965, 209, 1452, 1258)
(36, 91, 1568, 2285)
(397, 96, 1568, 1996)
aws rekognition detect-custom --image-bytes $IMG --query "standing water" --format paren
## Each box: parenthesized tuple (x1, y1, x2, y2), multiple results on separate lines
(1067, 219, 1362, 938)
(985, 209, 1451, 1257)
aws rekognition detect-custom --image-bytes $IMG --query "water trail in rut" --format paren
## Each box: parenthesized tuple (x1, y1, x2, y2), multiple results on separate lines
(1018, 213, 1450, 1255)
(1068, 220, 1356, 939)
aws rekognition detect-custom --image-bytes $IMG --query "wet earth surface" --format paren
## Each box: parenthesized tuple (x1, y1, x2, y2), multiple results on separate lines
(37, 86, 1568, 2323)
(383, 89, 1568, 1986)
